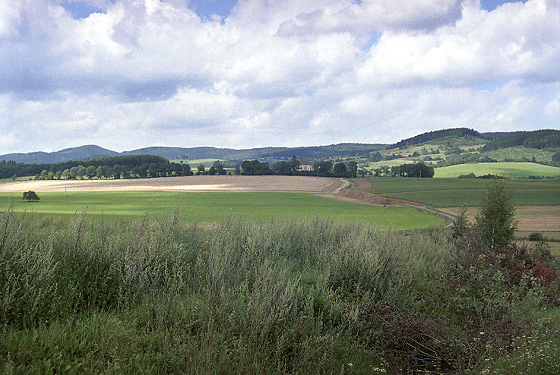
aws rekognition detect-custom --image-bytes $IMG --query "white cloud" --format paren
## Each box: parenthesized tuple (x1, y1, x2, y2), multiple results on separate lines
(0, 0, 558, 154)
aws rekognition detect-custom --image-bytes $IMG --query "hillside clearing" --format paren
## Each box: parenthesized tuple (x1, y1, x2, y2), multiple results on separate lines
(434, 162, 560, 178)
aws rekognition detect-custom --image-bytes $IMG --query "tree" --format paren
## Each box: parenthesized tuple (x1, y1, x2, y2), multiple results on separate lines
(197, 164, 206, 175)
(347, 161, 358, 178)
(86, 165, 97, 179)
(215, 164, 226, 175)
(476, 180, 516, 251)
(22, 191, 40, 202)
(288, 156, 300, 173)
(272, 161, 290, 175)
(332, 162, 347, 177)
(315, 161, 333, 177)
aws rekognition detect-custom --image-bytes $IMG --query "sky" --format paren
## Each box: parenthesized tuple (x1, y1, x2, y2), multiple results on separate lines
(0, 0, 559, 154)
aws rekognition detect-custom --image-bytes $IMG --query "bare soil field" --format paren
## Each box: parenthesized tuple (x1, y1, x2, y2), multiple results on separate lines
(336, 178, 394, 206)
(0, 175, 347, 194)
(440, 206, 560, 236)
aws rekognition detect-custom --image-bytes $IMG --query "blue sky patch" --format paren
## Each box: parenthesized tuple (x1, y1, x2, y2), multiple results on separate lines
(480, 0, 527, 12)
(60, 1, 112, 19)
(188, 0, 238, 20)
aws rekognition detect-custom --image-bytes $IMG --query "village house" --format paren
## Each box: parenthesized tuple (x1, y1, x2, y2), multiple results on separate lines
(298, 160, 314, 172)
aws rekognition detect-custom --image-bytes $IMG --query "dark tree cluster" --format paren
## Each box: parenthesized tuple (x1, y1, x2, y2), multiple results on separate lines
(390, 162, 434, 178)
(0, 155, 192, 180)
(240, 158, 359, 178)
(241, 160, 273, 175)
(195, 164, 226, 175)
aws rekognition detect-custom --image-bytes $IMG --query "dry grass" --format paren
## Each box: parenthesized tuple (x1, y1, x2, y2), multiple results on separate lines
(0, 175, 342, 194)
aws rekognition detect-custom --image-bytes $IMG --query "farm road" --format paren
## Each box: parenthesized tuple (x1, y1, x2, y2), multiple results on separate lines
(343, 179, 456, 225)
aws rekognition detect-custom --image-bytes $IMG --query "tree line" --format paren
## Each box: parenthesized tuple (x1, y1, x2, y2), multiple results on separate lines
(372, 162, 434, 178)
(0, 155, 193, 180)
(240, 158, 359, 178)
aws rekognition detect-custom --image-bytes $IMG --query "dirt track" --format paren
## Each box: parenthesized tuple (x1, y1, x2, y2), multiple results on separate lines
(0, 175, 345, 194)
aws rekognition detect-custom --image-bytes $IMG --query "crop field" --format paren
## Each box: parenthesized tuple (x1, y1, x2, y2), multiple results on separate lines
(366, 177, 560, 207)
(434, 162, 560, 178)
(0, 190, 444, 229)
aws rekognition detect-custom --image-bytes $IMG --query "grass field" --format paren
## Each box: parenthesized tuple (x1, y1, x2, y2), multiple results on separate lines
(0, 191, 445, 229)
(434, 162, 560, 178)
(367, 177, 560, 207)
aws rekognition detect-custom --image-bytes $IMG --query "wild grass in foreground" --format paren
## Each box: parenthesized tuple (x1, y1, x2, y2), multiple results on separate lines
(0, 206, 559, 374)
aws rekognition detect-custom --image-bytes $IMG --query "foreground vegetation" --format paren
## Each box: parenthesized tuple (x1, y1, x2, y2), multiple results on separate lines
(1, 195, 559, 373)
(0, 191, 445, 229)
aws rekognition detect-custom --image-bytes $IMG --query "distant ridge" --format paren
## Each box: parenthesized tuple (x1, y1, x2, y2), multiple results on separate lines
(2, 128, 557, 164)
(0, 145, 118, 164)
(1, 144, 384, 164)
(390, 128, 484, 149)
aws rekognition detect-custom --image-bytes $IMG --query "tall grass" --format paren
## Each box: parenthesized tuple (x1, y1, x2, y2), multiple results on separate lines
(1, 205, 558, 373)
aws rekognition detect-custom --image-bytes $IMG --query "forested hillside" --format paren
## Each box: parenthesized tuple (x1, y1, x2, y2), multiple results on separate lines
(390, 128, 485, 149)
(480, 129, 560, 151)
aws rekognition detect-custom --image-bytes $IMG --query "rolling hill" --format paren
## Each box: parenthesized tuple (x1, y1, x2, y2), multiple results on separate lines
(2, 129, 558, 177)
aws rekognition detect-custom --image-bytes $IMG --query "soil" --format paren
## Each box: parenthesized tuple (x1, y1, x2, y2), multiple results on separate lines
(0, 175, 340, 194)
(440, 206, 560, 234)
(336, 179, 394, 206)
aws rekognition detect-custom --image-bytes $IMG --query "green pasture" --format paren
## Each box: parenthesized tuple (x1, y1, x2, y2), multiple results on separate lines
(434, 162, 560, 178)
(170, 158, 219, 167)
(367, 177, 560, 207)
(0, 191, 445, 229)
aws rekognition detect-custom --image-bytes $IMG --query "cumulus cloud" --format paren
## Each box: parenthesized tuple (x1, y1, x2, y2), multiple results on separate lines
(0, 0, 558, 153)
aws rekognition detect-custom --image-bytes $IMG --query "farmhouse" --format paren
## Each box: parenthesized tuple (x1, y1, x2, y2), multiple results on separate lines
(298, 160, 314, 172)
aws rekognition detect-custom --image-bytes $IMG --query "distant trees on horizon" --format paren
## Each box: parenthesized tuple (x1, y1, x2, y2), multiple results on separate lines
(0, 155, 193, 180)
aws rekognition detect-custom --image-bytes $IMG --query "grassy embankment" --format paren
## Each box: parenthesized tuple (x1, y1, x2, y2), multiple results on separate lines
(1, 207, 559, 374)
(0, 191, 445, 229)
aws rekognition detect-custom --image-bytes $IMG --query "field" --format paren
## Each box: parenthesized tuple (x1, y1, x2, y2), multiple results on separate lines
(434, 162, 560, 178)
(0, 176, 445, 229)
(366, 177, 560, 207)
(0, 175, 340, 194)
(0, 191, 444, 229)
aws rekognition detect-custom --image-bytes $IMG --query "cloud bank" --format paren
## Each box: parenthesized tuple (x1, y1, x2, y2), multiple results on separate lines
(0, 0, 558, 153)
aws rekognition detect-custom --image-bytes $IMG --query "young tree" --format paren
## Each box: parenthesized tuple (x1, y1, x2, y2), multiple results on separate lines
(476, 180, 516, 251)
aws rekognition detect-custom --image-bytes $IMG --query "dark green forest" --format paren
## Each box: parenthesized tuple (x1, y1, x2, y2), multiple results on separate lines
(0, 155, 192, 180)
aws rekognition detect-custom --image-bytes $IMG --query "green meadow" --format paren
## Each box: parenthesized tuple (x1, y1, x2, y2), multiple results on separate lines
(0, 191, 445, 229)
(367, 177, 560, 207)
(434, 162, 560, 178)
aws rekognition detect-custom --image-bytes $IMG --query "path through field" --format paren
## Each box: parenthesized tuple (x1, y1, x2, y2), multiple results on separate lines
(339, 178, 456, 224)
